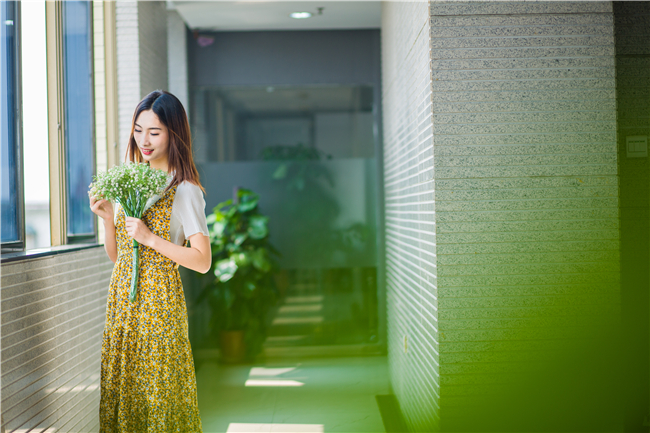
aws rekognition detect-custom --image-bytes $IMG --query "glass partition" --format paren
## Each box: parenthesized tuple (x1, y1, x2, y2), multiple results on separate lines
(190, 85, 379, 347)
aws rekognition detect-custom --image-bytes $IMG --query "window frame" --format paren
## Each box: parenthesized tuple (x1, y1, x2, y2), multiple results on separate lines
(60, 0, 96, 244)
(1, 0, 25, 253)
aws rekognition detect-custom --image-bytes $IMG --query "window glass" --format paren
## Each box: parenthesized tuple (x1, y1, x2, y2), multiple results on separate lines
(21, 0, 50, 249)
(1, 1, 20, 244)
(62, 0, 94, 238)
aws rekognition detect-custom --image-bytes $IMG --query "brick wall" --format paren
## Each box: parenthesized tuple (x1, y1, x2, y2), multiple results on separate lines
(1, 248, 113, 432)
(381, 2, 439, 431)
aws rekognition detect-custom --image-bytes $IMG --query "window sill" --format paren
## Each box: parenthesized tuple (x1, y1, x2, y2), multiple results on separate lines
(1, 243, 103, 264)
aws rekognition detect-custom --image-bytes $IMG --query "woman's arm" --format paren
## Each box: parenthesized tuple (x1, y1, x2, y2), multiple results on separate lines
(90, 197, 117, 263)
(125, 216, 212, 273)
(103, 220, 118, 263)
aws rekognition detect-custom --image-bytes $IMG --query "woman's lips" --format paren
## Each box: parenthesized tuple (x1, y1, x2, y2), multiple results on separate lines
(141, 148, 153, 155)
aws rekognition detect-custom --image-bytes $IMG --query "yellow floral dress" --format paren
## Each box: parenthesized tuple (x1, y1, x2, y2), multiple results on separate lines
(100, 186, 202, 432)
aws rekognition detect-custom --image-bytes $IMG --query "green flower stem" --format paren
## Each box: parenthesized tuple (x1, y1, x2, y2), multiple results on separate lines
(129, 240, 140, 303)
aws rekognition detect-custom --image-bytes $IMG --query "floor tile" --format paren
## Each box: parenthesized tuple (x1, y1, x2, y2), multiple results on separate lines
(197, 356, 388, 433)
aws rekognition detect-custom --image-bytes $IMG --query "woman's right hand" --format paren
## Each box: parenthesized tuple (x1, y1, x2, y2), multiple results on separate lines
(89, 196, 114, 223)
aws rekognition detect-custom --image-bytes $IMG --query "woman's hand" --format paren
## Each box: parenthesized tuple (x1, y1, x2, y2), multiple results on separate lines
(125, 217, 156, 246)
(89, 196, 114, 223)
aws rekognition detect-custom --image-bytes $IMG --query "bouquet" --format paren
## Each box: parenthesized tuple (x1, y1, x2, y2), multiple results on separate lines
(89, 162, 169, 302)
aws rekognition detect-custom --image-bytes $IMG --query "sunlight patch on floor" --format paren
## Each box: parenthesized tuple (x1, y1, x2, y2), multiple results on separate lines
(245, 379, 304, 387)
(226, 423, 324, 433)
(272, 316, 323, 325)
(284, 295, 324, 303)
(249, 367, 297, 377)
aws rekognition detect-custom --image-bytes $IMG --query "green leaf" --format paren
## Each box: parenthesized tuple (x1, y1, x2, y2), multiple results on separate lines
(238, 190, 259, 213)
(214, 199, 233, 213)
(213, 221, 227, 238)
(233, 252, 250, 267)
(206, 213, 216, 225)
(242, 281, 257, 299)
(251, 248, 271, 272)
(214, 259, 238, 282)
(223, 287, 235, 308)
(272, 164, 288, 179)
(233, 232, 248, 246)
(248, 215, 269, 239)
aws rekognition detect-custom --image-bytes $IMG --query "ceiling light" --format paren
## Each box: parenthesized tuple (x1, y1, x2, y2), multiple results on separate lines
(290, 12, 312, 19)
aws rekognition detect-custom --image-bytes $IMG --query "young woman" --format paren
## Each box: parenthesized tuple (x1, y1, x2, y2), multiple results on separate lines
(89, 90, 210, 432)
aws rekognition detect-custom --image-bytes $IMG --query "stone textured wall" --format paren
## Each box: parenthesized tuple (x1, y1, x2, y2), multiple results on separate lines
(137, 1, 168, 97)
(430, 2, 620, 430)
(115, 0, 140, 162)
(382, 2, 622, 431)
(115, 0, 168, 162)
(1, 248, 113, 432)
(167, 10, 189, 114)
(614, 2, 650, 430)
(381, 2, 439, 431)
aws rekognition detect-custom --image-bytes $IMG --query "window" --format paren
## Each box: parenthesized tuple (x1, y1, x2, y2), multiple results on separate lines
(62, 0, 95, 242)
(1, 0, 103, 256)
(1, 1, 24, 250)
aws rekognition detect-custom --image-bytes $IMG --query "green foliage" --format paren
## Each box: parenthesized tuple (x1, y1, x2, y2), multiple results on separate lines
(198, 188, 279, 359)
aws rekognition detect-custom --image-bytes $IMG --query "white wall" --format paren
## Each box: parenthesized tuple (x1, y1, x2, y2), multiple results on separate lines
(381, 2, 439, 431)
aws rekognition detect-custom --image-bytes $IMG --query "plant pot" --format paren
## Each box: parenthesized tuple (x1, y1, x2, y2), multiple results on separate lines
(219, 330, 246, 364)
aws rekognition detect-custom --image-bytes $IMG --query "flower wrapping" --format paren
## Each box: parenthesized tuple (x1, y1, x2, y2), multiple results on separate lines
(89, 162, 169, 302)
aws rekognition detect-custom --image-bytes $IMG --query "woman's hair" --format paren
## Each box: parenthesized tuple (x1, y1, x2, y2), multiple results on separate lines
(126, 90, 204, 193)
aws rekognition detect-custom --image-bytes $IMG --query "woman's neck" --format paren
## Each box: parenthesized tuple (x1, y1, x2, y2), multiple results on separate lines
(149, 159, 169, 173)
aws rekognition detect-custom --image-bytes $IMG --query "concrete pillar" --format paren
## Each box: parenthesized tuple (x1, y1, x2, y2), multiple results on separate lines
(115, 1, 168, 162)
(167, 9, 189, 114)
(382, 2, 621, 431)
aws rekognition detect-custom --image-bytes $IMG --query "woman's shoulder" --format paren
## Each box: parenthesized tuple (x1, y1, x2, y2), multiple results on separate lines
(176, 181, 204, 196)
(174, 181, 206, 210)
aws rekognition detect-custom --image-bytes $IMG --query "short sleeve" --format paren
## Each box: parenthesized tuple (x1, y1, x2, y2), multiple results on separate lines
(174, 182, 210, 240)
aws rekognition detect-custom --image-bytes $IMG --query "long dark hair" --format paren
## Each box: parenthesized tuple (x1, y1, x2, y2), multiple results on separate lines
(126, 90, 204, 193)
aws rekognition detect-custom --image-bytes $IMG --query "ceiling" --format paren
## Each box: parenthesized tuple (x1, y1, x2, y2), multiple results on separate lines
(169, 1, 382, 32)
(213, 85, 375, 114)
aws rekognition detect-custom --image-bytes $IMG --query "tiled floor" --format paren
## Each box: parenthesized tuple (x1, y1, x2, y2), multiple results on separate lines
(196, 356, 389, 433)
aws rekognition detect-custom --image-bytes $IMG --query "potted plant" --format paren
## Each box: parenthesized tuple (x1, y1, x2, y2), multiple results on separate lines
(198, 188, 279, 363)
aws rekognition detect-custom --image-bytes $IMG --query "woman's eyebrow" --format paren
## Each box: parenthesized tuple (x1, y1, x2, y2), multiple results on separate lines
(134, 123, 162, 130)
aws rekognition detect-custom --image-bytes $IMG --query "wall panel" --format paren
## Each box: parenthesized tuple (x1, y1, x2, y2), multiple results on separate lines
(1, 248, 113, 432)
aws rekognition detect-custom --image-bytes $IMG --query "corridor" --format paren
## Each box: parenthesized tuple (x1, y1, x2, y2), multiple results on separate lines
(196, 356, 389, 433)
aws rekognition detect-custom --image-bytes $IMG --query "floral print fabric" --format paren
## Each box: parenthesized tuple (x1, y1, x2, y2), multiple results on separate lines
(100, 186, 202, 433)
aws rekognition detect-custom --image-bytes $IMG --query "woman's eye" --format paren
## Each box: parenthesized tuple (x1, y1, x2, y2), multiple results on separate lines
(134, 129, 142, 133)
(151, 133, 159, 136)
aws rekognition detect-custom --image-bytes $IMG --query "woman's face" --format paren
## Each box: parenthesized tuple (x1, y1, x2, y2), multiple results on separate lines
(133, 109, 169, 170)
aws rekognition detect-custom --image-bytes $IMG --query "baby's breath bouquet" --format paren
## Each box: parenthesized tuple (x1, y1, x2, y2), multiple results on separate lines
(89, 162, 169, 302)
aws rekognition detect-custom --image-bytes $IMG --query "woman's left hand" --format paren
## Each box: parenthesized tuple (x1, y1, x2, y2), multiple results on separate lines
(125, 217, 155, 246)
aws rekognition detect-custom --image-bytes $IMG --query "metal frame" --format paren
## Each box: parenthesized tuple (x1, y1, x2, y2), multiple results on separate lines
(1, 1, 25, 253)
(61, 0, 97, 244)
(46, 0, 66, 247)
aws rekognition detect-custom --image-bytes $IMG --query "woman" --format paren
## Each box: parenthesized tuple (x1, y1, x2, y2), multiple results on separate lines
(89, 90, 210, 432)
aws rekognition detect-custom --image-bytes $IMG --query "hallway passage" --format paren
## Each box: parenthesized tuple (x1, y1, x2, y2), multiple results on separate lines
(195, 356, 389, 433)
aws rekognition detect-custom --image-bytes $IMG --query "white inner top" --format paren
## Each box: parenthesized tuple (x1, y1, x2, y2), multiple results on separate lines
(115, 180, 210, 246)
